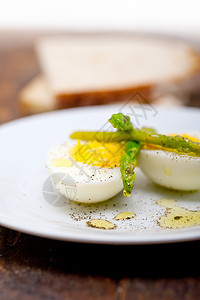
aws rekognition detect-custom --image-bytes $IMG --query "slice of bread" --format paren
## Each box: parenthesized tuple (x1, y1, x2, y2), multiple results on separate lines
(19, 36, 200, 114)
(19, 75, 186, 115)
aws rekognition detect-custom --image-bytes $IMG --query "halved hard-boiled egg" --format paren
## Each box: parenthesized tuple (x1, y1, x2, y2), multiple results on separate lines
(138, 133, 200, 191)
(47, 141, 125, 203)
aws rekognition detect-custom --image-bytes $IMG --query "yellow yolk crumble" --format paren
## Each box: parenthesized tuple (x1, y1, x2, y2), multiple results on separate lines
(69, 140, 125, 168)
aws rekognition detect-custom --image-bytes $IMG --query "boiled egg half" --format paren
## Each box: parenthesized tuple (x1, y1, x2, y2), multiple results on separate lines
(47, 141, 125, 203)
(138, 133, 200, 191)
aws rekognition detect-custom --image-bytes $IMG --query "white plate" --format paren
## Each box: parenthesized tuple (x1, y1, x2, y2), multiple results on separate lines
(0, 104, 200, 244)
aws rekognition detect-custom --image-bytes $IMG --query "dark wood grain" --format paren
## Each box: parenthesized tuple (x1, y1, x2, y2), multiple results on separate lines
(0, 30, 200, 300)
(0, 32, 39, 124)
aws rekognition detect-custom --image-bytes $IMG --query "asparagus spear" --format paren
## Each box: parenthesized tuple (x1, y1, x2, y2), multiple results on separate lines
(70, 130, 200, 157)
(109, 114, 141, 196)
(121, 141, 140, 197)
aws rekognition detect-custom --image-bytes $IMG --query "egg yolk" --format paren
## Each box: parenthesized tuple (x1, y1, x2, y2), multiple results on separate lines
(69, 140, 125, 168)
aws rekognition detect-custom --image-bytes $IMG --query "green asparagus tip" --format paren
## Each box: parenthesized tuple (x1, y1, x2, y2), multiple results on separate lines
(109, 113, 133, 131)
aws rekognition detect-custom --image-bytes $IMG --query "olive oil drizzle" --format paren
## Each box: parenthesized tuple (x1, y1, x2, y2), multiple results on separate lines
(157, 199, 200, 229)
(87, 219, 117, 230)
(113, 211, 136, 220)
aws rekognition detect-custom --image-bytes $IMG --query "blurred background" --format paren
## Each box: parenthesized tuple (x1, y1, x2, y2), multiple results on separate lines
(0, 0, 200, 37)
(0, 0, 200, 123)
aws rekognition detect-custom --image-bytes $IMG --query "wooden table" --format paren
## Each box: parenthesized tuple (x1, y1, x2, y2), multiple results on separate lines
(0, 31, 200, 300)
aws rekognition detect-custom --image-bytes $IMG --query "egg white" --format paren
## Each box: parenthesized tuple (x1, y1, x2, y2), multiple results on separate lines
(138, 133, 200, 191)
(47, 142, 123, 203)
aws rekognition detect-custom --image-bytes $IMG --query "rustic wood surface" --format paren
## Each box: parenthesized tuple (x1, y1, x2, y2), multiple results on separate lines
(0, 31, 200, 300)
